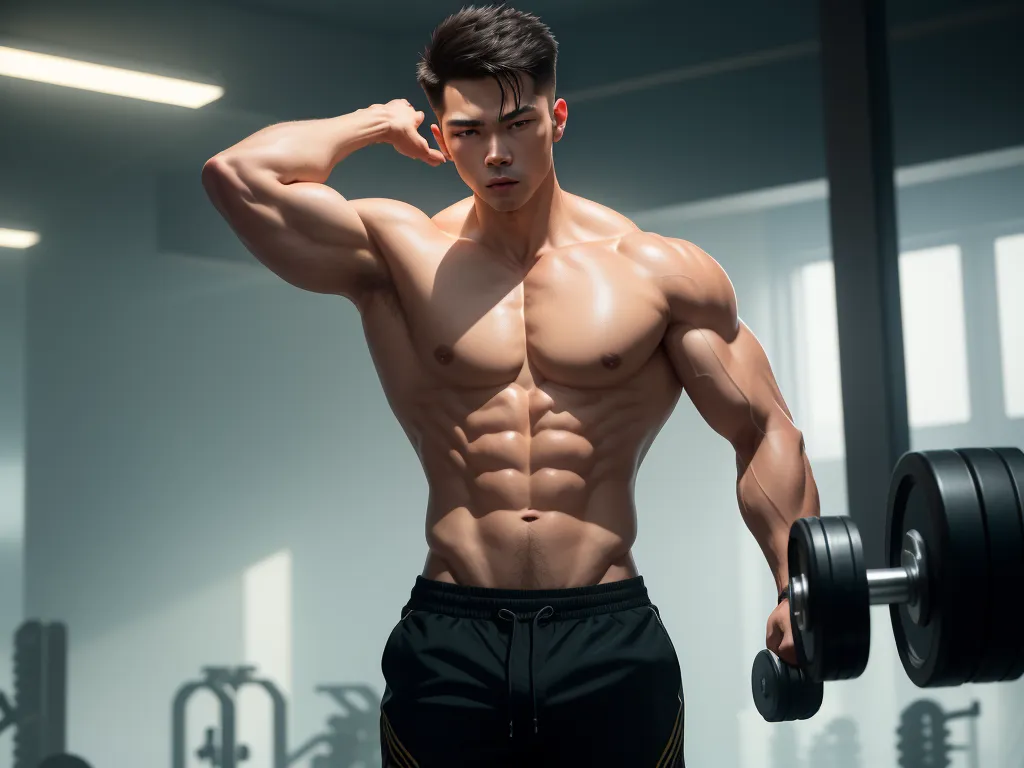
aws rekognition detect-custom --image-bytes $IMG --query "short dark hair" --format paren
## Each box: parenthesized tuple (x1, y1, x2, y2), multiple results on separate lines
(417, 4, 558, 119)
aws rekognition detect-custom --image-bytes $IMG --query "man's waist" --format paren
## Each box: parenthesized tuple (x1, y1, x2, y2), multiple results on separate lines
(402, 574, 652, 620)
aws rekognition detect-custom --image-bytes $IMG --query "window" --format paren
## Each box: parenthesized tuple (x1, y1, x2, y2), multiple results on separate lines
(239, 549, 292, 766)
(243, 549, 292, 693)
(898, 245, 971, 428)
(995, 234, 1024, 419)
(791, 261, 845, 461)
(791, 245, 970, 458)
(0, 458, 24, 541)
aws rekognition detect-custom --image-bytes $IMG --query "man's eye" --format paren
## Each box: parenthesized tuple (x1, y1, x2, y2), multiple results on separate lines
(455, 130, 477, 137)
(511, 120, 531, 129)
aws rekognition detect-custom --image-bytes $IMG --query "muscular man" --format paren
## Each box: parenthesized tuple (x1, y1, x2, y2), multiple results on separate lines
(203, 6, 819, 766)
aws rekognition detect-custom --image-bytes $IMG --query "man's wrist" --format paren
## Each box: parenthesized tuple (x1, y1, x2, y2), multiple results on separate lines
(358, 104, 396, 145)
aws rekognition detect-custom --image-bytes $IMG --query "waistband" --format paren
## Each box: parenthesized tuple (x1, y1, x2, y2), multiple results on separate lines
(403, 575, 652, 620)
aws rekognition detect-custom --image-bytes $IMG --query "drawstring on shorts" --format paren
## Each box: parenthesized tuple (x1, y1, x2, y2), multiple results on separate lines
(497, 605, 555, 739)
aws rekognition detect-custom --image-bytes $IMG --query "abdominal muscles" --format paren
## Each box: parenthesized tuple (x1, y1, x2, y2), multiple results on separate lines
(411, 359, 679, 588)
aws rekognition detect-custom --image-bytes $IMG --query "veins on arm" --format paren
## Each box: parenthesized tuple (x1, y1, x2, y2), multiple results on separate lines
(655, 237, 819, 593)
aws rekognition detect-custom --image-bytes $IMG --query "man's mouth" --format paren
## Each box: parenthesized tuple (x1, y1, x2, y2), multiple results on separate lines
(488, 179, 518, 188)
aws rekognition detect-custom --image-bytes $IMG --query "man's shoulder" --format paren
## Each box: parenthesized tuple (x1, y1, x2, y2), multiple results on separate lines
(612, 232, 737, 326)
(430, 196, 475, 236)
(566, 196, 701, 264)
(350, 197, 440, 235)
(613, 230, 708, 273)
(569, 194, 640, 240)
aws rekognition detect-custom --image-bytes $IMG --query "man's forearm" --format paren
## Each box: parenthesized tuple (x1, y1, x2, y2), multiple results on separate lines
(209, 106, 392, 186)
(735, 417, 820, 598)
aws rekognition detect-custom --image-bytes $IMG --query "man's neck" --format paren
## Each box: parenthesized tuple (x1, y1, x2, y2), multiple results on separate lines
(470, 168, 572, 264)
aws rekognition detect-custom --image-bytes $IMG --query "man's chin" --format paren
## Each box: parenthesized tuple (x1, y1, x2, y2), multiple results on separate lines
(480, 189, 526, 212)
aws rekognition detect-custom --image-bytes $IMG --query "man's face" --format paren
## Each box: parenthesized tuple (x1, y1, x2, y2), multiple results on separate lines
(430, 75, 567, 212)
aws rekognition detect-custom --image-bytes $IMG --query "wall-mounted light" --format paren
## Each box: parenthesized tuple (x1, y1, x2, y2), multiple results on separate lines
(0, 229, 41, 249)
(0, 45, 223, 109)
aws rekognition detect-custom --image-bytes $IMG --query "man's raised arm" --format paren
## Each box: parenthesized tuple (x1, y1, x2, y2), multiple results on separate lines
(201, 99, 445, 301)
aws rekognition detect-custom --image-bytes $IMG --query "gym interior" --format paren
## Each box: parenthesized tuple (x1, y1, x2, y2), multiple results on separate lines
(0, 0, 1023, 766)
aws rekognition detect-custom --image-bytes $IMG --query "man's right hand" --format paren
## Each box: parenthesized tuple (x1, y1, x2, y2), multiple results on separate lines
(375, 99, 447, 167)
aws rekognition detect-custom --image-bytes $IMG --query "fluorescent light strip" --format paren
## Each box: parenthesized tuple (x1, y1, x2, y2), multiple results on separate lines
(0, 45, 223, 108)
(0, 229, 40, 249)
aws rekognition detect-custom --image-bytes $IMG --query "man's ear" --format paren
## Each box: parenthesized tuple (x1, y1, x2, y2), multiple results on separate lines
(552, 98, 568, 143)
(430, 123, 452, 160)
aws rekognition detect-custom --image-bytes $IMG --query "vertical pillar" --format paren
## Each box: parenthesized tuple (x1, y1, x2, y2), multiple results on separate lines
(819, 0, 909, 568)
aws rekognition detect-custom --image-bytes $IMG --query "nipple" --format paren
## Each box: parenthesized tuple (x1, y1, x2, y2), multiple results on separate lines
(434, 345, 455, 365)
(601, 353, 622, 370)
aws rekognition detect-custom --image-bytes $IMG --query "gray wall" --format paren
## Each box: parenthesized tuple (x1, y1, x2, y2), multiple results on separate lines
(0, 0, 1021, 765)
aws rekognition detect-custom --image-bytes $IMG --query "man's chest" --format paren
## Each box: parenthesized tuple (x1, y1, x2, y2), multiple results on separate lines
(389, 246, 671, 388)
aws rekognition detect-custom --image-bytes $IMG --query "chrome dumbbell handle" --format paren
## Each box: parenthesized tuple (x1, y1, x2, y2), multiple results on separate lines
(868, 529, 929, 624)
(791, 529, 930, 632)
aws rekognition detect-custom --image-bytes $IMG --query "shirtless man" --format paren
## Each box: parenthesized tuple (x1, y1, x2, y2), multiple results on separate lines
(202, 6, 819, 767)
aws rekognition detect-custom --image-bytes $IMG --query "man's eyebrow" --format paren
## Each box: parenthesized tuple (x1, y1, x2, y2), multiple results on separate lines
(446, 104, 538, 127)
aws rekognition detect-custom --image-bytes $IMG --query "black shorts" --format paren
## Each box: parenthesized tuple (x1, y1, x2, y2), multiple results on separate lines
(379, 575, 685, 768)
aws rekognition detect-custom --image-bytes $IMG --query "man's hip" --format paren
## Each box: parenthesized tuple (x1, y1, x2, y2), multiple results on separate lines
(380, 575, 685, 768)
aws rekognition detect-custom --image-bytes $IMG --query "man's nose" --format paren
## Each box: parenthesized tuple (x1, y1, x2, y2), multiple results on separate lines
(485, 137, 512, 167)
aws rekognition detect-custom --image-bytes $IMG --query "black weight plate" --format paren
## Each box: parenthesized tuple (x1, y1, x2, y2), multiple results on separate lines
(750, 649, 823, 722)
(957, 448, 1023, 682)
(818, 517, 871, 680)
(886, 450, 988, 687)
(992, 447, 1024, 681)
(887, 467, 941, 683)
(794, 663, 824, 720)
(751, 649, 787, 722)
(790, 517, 832, 681)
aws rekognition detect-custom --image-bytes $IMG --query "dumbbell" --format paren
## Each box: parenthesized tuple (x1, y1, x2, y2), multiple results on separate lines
(752, 446, 1024, 722)
(751, 648, 823, 722)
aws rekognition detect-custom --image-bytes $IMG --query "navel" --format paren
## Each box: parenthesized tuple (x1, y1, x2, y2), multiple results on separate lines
(434, 345, 455, 365)
(601, 353, 622, 370)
